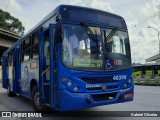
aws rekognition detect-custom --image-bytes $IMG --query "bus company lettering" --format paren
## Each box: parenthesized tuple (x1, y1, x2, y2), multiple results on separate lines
(86, 84, 101, 88)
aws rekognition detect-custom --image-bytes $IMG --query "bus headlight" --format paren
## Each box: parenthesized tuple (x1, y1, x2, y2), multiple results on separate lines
(67, 82, 72, 86)
(124, 84, 128, 88)
(74, 87, 79, 92)
(61, 78, 84, 92)
(123, 77, 133, 89)
(128, 79, 132, 84)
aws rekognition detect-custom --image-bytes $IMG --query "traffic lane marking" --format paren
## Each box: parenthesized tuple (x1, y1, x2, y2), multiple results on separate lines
(135, 90, 160, 94)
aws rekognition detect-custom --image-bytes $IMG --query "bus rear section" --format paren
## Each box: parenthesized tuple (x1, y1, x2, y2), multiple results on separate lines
(132, 65, 142, 80)
(133, 64, 160, 81)
(2, 5, 134, 111)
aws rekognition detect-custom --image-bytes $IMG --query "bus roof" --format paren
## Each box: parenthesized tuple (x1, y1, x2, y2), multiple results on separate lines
(59, 5, 123, 18)
(2, 5, 126, 56)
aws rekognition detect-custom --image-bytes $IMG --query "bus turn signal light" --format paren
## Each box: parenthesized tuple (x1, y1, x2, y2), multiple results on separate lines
(124, 93, 133, 99)
(61, 78, 67, 82)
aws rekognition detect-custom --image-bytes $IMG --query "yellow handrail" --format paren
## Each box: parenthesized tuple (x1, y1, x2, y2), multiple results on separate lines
(41, 66, 50, 76)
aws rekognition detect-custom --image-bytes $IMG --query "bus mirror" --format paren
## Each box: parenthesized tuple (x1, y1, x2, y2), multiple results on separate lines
(56, 14, 61, 22)
(61, 27, 64, 42)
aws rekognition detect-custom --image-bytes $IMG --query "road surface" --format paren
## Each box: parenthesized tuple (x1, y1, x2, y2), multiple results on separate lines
(0, 85, 160, 120)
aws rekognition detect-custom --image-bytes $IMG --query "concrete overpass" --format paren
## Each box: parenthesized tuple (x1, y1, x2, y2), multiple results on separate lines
(0, 28, 21, 61)
(0, 28, 21, 80)
(146, 53, 160, 63)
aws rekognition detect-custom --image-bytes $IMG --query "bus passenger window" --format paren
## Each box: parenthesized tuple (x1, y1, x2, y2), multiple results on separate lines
(44, 36, 50, 59)
(44, 34, 50, 65)
(23, 49, 30, 62)
(31, 45, 39, 59)
(32, 33, 38, 45)
(23, 38, 31, 50)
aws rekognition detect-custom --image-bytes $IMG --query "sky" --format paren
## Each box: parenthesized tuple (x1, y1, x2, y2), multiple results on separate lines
(0, 0, 160, 64)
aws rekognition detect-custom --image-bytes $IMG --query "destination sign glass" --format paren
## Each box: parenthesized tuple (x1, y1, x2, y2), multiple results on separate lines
(61, 6, 127, 29)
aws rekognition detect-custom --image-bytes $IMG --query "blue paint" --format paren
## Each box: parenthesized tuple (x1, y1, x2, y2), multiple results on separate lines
(2, 5, 133, 111)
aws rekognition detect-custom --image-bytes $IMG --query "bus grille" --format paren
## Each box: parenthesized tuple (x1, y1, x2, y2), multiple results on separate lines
(81, 77, 116, 84)
(86, 86, 118, 91)
(91, 93, 117, 102)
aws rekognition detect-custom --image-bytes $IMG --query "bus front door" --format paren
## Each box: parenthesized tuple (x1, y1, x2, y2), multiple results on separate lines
(39, 24, 56, 109)
(8, 50, 15, 92)
(7, 48, 20, 94)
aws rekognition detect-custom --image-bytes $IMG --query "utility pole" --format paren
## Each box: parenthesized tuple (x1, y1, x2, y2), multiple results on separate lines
(134, 52, 135, 64)
(148, 26, 160, 54)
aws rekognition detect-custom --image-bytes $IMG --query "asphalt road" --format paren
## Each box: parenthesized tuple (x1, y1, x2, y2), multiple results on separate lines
(0, 85, 160, 120)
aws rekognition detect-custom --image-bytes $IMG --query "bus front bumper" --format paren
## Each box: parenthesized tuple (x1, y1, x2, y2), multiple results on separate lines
(57, 84, 134, 111)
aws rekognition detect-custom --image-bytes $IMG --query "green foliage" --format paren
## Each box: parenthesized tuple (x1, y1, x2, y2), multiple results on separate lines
(155, 75, 160, 83)
(145, 75, 150, 83)
(135, 75, 141, 82)
(135, 82, 160, 86)
(0, 9, 25, 35)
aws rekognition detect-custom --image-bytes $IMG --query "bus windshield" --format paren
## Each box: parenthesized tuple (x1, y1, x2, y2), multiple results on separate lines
(62, 24, 131, 71)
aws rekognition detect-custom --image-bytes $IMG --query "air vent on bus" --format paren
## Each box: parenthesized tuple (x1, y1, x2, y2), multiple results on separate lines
(81, 77, 116, 84)
(87, 87, 102, 91)
(86, 86, 118, 91)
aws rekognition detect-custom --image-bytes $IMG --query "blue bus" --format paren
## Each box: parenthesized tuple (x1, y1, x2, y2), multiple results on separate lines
(2, 5, 134, 112)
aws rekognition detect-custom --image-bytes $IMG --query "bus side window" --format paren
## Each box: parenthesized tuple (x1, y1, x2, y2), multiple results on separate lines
(8, 50, 14, 66)
(32, 32, 38, 45)
(31, 32, 39, 59)
(23, 49, 31, 62)
(23, 38, 31, 50)
(44, 33, 50, 65)
(31, 45, 39, 59)
(22, 37, 31, 62)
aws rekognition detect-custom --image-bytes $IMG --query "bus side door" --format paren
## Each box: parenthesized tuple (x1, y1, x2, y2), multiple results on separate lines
(39, 24, 56, 108)
(8, 50, 15, 92)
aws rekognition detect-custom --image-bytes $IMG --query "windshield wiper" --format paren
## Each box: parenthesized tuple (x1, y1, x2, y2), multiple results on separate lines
(104, 27, 117, 42)
(80, 22, 98, 42)
(80, 22, 100, 54)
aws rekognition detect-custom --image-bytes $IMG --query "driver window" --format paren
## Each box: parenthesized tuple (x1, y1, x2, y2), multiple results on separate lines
(106, 31, 126, 55)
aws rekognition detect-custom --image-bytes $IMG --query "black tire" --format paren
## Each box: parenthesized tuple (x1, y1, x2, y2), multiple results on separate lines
(32, 85, 50, 112)
(7, 83, 15, 97)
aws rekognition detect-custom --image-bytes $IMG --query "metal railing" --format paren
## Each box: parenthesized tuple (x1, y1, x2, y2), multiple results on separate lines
(133, 74, 160, 83)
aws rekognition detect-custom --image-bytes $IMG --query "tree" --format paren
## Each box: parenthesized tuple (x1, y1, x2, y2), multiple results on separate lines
(0, 9, 25, 36)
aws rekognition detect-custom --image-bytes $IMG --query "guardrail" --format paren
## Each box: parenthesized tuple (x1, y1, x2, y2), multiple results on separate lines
(133, 74, 160, 86)
(133, 74, 160, 81)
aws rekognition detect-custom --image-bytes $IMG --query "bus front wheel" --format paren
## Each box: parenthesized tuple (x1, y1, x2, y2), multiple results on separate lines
(32, 85, 50, 112)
